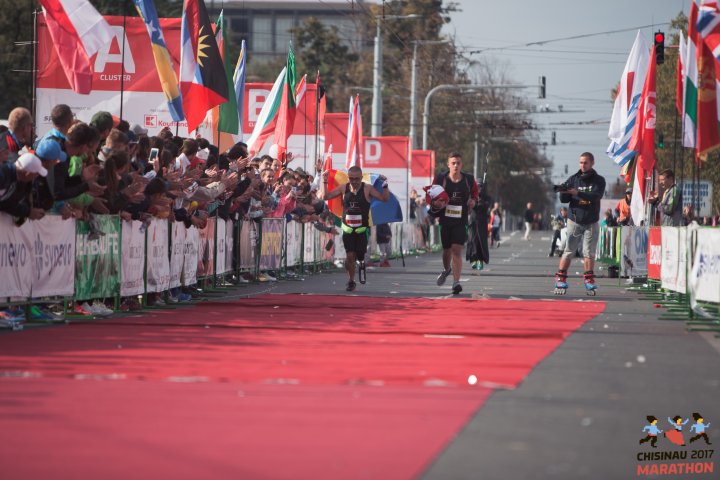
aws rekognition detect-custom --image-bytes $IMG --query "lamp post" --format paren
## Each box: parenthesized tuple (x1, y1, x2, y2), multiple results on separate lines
(372, 14, 419, 137)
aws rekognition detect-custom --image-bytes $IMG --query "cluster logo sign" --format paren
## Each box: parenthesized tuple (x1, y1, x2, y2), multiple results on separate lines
(637, 412, 714, 476)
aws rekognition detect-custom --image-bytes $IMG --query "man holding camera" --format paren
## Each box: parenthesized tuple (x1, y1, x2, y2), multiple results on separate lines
(553, 152, 606, 295)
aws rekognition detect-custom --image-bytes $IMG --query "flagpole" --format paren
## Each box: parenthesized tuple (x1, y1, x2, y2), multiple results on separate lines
(672, 110, 678, 174)
(119, 0, 129, 120)
(314, 71, 320, 174)
(31, 7, 38, 127)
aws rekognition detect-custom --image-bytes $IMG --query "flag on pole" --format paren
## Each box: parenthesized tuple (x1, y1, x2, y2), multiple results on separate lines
(696, 2, 720, 160)
(698, 0, 720, 60)
(179, 0, 228, 134)
(607, 31, 650, 166)
(317, 71, 327, 136)
(685, 1, 700, 149)
(39, 0, 115, 95)
(215, 11, 239, 134)
(232, 40, 247, 140)
(345, 95, 363, 169)
(628, 45, 657, 226)
(134, 0, 184, 121)
(273, 44, 298, 159)
(323, 144, 333, 171)
(677, 33, 686, 115)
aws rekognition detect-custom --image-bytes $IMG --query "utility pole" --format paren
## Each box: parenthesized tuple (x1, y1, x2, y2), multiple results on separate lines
(409, 40, 448, 149)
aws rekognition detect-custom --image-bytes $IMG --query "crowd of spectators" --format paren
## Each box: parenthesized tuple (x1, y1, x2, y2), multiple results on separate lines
(1, 104, 337, 317)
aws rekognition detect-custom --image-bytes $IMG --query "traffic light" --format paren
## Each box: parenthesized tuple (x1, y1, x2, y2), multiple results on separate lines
(539, 76, 546, 99)
(657, 131, 664, 149)
(654, 31, 665, 65)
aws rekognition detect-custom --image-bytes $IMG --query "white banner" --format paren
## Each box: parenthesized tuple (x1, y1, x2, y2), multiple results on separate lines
(689, 228, 720, 306)
(303, 223, 315, 263)
(197, 218, 215, 278)
(120, 220, 145, 297)
(239, 220, 256, 270)
(225, 220, 234, 274)
(285, 221, 302, 267)
(169, 221, 186, 289)
(216, 218, 228, 275)
(146, 219, 170, 293)
(661, 227, 688, 293)
(183, 226, 198, 286)
(620, 226, 648, 277)
(0, 213, 34, 298)
(32, 216, 76, 297)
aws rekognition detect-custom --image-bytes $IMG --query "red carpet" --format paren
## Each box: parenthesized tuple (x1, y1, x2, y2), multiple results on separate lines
(0, 295, 604, 479)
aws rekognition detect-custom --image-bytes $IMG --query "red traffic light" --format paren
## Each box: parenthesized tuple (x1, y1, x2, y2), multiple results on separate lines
(655, 32, 665, 43)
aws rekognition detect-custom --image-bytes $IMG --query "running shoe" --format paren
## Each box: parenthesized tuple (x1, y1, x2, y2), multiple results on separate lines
(436, 268, 452, 286)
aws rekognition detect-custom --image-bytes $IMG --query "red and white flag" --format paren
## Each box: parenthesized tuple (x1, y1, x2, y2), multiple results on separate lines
(39, 0, 114, 95)
(345, 94, 363, 169)
(628, 45, 657, 226)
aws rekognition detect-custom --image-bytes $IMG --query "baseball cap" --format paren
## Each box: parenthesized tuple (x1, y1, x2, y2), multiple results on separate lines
(625, 187, 633, 194)
(131, 123, 148, 136)
(90, 111, 114, 132)
(35, 138, 68, 162)
(16, 152, 48, 177)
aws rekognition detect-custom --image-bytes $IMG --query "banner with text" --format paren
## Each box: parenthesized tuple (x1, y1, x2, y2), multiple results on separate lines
(661, 227, 688, 293)
(120, 220, 145, 296)
(0, 214, 34, 298)
(32, 216, 76, 297)
(363, 136, 410, 220)
(75, 216, 121, 301)
(620, 226, 648, 277)
(689, 228, 720, 306)
(146, 219, 170, 293)
(647, 227, 661, 281)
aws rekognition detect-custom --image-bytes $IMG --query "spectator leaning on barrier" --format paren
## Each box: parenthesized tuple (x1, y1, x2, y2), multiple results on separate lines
(0, 152, 48, 223)
(90, 111, 115, 146)
(649, 169, 682, 226)
(0, 107, 34, 164)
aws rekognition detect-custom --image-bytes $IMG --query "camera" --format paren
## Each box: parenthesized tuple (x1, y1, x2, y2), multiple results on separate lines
(553, 182, 570, 193)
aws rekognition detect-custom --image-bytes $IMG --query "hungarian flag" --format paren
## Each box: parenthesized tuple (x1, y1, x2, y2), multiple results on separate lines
(215, 11, 239, 134)
(179, 0, 228, 134)
(273, 45, 298, 159)
(607, 31, 650, 166)
(39, 0, 114, 95)
(628, 45, 657, 226)
(345, 95, 363, 169)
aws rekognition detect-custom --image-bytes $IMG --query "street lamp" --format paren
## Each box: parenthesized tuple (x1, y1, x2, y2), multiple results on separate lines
(409, 40, 448, 149)
(372, 13, 419, 137)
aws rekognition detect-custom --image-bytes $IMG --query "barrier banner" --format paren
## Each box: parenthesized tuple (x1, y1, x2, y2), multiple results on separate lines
(183, 226, 198, 286)
(75, 216, 121, 301)
(689, 228, 720, 306)
(239, 220, 256, 270)
(197, 218, 216, 278)
(647, 227, 662, 281)
(169, 221, 186, 289)
(145, 219, 170, 293)
(31, 216, 76, 297)
(303, 223, 315, 264)
(410, 150, 436, 194)
(225, 220, 234, 274)
(363, 136, 410, 220)
(120, 220, 145, 296)
(260, 218, 283, 270)
(620, 226, 647, 277)
(216, 218, 227, 275)
(285, 221, 302, 267)
(0, 213, 34, 298)
(661, 227, 688, 293)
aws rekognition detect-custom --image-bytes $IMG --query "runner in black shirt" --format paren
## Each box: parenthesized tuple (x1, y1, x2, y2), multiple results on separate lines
(320, 166, 390, 291)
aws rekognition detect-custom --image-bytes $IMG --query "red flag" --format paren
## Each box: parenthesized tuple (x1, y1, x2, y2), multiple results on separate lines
(273, 47, 298, 159)
(39, 0, 114, 95)
(629, 46, 657, 171)
(696, 39, 720, 161)
(676, 33, 685, 115)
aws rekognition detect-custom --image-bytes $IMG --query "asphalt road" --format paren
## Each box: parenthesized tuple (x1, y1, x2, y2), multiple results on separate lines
(256, 229, 720, 480)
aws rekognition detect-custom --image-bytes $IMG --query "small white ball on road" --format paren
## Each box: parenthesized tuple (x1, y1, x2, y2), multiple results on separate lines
(468, 374, 478, 385)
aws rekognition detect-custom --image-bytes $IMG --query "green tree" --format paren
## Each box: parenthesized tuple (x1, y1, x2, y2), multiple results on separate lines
(0, 0, 34, 117)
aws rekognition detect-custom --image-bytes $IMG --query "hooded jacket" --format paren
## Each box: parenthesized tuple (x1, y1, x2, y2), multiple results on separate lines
(559, 168, 606, 225)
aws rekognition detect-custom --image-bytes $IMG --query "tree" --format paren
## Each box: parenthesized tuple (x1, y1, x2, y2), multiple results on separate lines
(0, 0, 34, 118)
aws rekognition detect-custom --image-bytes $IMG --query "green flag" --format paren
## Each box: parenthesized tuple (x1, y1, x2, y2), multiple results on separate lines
(216, 11, 239, 134)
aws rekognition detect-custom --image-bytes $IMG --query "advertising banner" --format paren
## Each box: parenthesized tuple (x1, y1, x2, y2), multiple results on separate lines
(169, 221, 186, 289)
(197, 218, 216, 278)
(324, 113, 349, 168)
(620, 226, 648, 277)
(363, 136, 410, 220)
(304, 223, 316, 264)
(681, 181, 713, 217)
(120, 220, 145, 297)
(410, 150, 435, 193)
(239, 220, 256, 270)
(145, 219, 170, 293)
(215, 218, 227, 275)
(183, 226, 198, 286)
(32, 216, 76, 297)
(260, 218, 283, 270)
(647, 227, 662, 280)
(0, 213, 34, 298)
(285, 221, 302, 267)
(661, 227, 688, 293)
(689, 228, 720, 306)
(75, 216, 121, 301)
(225, 220, 234, 274)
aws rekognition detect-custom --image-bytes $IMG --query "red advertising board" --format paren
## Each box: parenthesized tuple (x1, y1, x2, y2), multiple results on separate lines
(647, 227, 662, 280)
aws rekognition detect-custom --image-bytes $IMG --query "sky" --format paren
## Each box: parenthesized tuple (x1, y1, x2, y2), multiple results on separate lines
(444, 0, 688, 192)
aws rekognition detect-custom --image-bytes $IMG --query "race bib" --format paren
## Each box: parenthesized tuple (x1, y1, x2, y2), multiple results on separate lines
(446, 205, 462, 218)
(346, 214, 362, 227)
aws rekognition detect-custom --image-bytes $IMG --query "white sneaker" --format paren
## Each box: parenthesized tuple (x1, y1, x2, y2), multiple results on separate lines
(264, 272, 277, 282)
(167, 295, 179, 304)
(80, 302, 96, 315)
(92, 303, 114, 316)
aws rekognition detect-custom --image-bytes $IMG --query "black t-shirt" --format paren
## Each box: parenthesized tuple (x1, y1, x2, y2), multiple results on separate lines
(433, 172, 475, 227)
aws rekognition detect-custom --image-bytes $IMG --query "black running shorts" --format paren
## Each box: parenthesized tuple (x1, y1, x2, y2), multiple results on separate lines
(440, 224, 467, 249)
(342, 231, 369, 259)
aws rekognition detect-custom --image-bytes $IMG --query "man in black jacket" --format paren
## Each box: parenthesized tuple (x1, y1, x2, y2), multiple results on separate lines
(554, 152, 606, 294)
